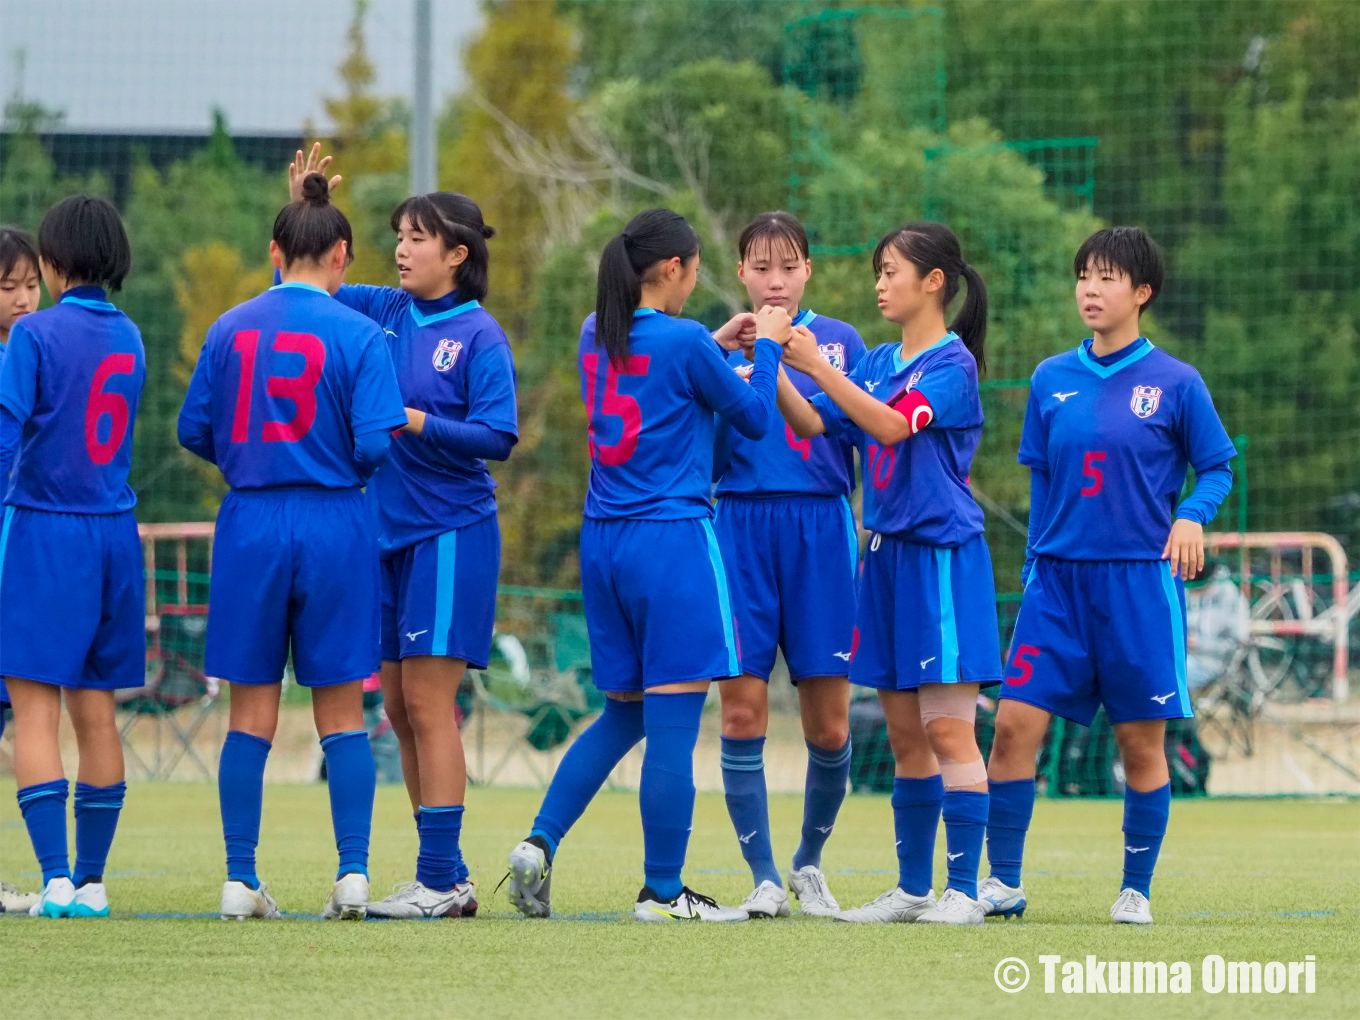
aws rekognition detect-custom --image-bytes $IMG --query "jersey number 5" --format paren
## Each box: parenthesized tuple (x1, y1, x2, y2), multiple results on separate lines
(1081, 450, 1106, 496)
(85, 353, 137, 464)
(231, 330, 328, 443)
(583, 353, 650, 465)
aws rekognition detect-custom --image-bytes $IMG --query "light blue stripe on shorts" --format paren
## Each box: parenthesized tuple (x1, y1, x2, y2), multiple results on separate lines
(936, 546, 959, 683)
(432, 529, 458, 657)
(1159, 561, 1191, 716)
(701, 519, 740, 678)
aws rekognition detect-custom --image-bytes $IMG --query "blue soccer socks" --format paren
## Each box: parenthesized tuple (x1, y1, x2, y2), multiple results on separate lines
(941, 789, 988, 899)
(986, 778, 1035, 887)
(18, 779, 71, 885)
(73, 781, 126, 886)
(1122, 782, 1171, 898)
(531, 696, 645, 855)
(218, 730, 271, 887)
(416, 805, 467, 891)
(720, 735, 779, 887)
(639, 692, 706, 901)
(792, 738, 851, 871)
(891, 776, 943, 897)
(320, 730, 375, 881)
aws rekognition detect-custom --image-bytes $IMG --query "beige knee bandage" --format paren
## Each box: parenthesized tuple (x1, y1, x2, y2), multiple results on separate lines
(918, 683, 985, 788)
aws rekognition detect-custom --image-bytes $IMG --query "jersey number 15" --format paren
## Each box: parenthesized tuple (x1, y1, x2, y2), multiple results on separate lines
(583, 353, 650, 465)
(231, 330, 327, 443)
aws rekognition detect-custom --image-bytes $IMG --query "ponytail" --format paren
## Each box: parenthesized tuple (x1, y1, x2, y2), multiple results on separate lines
(872, 221, 988, 373)
(595, 208, 700, 368)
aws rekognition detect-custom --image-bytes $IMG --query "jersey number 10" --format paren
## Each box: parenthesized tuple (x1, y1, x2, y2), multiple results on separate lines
(231, 330, 328, 443)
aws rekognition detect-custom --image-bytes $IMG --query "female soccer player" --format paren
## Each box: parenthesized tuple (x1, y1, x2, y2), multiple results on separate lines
(708, 212, 865, 918)
(505, 208, 788, 922)
(0, 198, 145, 918)
(179, 174, 408, 921)
(283, 146, 518, 919)
(0, 225, 41, 916)
(776, 222, 1001, 926)
(981, 227, 1235, 925)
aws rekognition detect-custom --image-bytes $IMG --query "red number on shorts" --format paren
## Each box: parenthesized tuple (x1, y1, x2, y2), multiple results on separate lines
(867, 443, 896, 490)
(262, 332, 327, 442)
(1006, 644, 1040, 686)
(582, 353, 650, 465)
(785, 422, 811, 460)
(84, 353, 136, 464)
(1081, 450, 1106, 496)
(231, 330, 327, 443)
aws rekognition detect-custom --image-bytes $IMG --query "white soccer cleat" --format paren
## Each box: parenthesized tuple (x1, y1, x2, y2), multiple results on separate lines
(71, 882, 110, 918)
(634, 886, 748, 922)
(220, 880, 282, 920)
(365, 879, 477, 919)
(833, 886, 936, 924)
(507, 840, 552, 918)
(28, 876, 76, 918)
(787, 865, 840, 916)
(978, 875, 1027, 918)
(742, 880, 791, 919)
(917, 887, 986, 925)
(1110, 887, 1153, 924)
(0, 880, 40, 915)
(321, 872, 369, 920)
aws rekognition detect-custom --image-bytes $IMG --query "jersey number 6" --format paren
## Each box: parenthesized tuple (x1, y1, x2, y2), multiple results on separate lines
(85, 353, 137, 464)
(583, 353, 650, 465)
(231, 330, 328, 443)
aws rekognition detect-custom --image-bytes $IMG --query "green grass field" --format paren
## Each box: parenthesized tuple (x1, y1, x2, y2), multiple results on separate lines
(1, 782, 1355, 1019)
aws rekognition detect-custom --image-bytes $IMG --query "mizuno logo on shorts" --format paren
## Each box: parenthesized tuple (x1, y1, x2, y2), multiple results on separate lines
(1150, 692, 1175, 704)
(920, 657, 935, 668)
(833, 651, 852, 661)
(406, 630, 429, 642)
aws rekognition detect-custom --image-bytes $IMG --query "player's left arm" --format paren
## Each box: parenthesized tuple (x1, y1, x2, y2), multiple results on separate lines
(1163, 374, 1238, 579)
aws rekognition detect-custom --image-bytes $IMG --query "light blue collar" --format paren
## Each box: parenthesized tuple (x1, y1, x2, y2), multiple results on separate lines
(892, 331, 957, 374)
(410, 298, 480, 327)
(792, 308, 817, 328)
(1076, 338, 1156, 378)
(271, 281, 330, 297)
(633, 307, 662, 318)
(59, 293, 118, 313)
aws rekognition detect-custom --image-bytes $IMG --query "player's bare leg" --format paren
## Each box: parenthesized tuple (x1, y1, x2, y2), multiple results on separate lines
(979, 699, 1049, 917)
(787, 675, 850, 915)
(5, 677, 64, 789)
(378, 660, 422, 812)
(1110, 719, 1170, 924)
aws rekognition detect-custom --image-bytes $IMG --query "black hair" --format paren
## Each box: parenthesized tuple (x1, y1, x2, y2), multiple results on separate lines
(738, 211, 809, 263)
(1073, 226, 1165, 312)
(273, 173, 354, 268)
(0, 226, 39, 280)
(37, 196, 131, 291)
(872, 221, 988, 373)
(595, 208, 701, 368)
(390, 192, 495, 301)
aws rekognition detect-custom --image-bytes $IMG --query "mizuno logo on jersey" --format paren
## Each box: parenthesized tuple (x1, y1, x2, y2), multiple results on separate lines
(432, 338, 463, 372)
(1053, 391, 1078, 402)
(1130, 384, 1163, 418)
(865, 380, 880, 392)
(1150, 692, 1176, 704)
(818, 342, 846, 372)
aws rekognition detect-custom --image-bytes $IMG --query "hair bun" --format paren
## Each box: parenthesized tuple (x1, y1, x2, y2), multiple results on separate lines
(480, 224, 496, 240)
(300, 173, 331, 205)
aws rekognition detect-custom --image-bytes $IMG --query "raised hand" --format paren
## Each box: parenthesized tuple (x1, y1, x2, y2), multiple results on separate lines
(754, 304, 793, 346)
(289, 142, 342, 202)
(781, 324, 822, 375)
(713, 311, 758, 352)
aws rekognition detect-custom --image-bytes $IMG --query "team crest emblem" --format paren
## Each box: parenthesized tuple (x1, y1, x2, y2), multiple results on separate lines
(432, 338, 463, 372)
(1130, 384, 1162, 418)
(818, 342, 846, 372)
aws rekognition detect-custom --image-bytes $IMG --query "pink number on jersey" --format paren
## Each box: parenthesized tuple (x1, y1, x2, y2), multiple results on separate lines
(84, 353, 136, 465)
(785, 422, 812, 460)
(584, 354, 650, 466)
(262, 332, 327, 443)
(867, 443, 896, 490)
(230, 330, 260, 443)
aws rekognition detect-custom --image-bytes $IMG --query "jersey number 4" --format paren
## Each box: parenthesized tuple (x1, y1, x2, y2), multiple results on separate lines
(85, 353, 137, 464)
(583, 353, 650, 465)
(231, 330, 328, 443)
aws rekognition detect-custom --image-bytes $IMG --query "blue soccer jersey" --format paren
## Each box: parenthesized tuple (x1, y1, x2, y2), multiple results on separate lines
(715, 309, 866, 498)
(579, 309, 783, 520)
(812, 332, 984, 546)
(333, 285, 519, 552)
(179, 282, 408, 490)
(1019, 338, 1237, 561)
(0, 288, 145, 513)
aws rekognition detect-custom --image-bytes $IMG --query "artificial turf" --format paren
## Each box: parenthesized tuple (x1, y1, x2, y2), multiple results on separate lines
(1, 782, 1355, 1019)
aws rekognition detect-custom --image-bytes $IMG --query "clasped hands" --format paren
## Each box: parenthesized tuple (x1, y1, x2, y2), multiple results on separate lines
(713, 307, 822, 377)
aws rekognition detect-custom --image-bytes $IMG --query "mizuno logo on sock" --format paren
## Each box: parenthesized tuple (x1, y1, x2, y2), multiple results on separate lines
(406, 630, 429, 642)
(1053, 391, 1078, 402)
(947, 852, 964, 861)
(815, 825, 834, 834)
(739, 831, 757, 844)
(1125, 846, 1149, 853)
(1150, 692, 1175, 704)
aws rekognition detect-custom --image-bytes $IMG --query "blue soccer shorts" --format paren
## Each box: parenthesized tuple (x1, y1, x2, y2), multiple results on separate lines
(580, 516, 740, 693)
(380, 512, 500, 669)
(714, 495, 858, 682)
(206, 487, 379, 688)
(851, 531, 1002, 690)
(999, 557, 1192, 725)
(0, 507, 145, 690)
